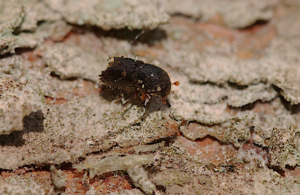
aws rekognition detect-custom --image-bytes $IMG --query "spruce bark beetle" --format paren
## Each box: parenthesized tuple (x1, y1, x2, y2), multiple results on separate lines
(100, 57, 179, 105)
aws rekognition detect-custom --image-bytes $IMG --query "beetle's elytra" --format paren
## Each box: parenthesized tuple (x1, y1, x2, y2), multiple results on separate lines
(99, 57, 177, 105)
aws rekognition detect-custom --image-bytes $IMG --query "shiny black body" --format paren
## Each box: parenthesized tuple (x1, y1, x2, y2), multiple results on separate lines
(100, 57, 171, 99)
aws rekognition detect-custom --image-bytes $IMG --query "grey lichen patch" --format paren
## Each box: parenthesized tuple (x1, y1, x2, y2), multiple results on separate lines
(74, 154, 154, 179)
(39, 76, 89, 100)
(227, 83, 277, 107)
(176, 95, 298, 151)
(151, 148, 215, 191)
(170, 84, 226, 125)
(107, 189, 144, 195)
(152, 171, 213, 194)
(116, 102, 177, 147)
(151, 148, 300, 195)
(0, 6, 25, 54)
(179, 123, 209, 141)
(168, 52, 271, 86)
(0, 175, 53, 195)
(180, 112, 255, 147)
(169, 47, 298, 86)
(17, 20, 72, 47)
(165, 49, 300, 106)
(132, 142, 164, 153)
(155, 166, 298, 194)
(218, 0, 276, 29)
(0, 55, 88, 100)
(127, 166, 156, 195)
(0, 95, 118, 169)
(0, 76, 45, 135)
(0, 1, 64, 54)
(40, 43, 107, 84)
(119, 104, 147, 125)
(38, 21, 72, 42)
(285, 0, 300, 6)
(272, 68, 300, 105)
(164, 0, 277, 28)
(0, 0, 61, 31)
(42, 95, 131, 156)
(253, 99, 297, 147)
(44, 0, 169, 30)
(2, 21, 71, 55)
(276, 9, 300, 40)
(164, 0, 212, 19)
(248, 99, 300, 169)
(171, 74, 228, 104)
(263, 39, 300, 104)
(0, 94, 176, 169)
(170, 72, 277, 147)
(0, 55, 31, 79)
(19, 1, 61, 31)
(169, 73, 231, 123)
(267, 125, 300, 169)
(170, 73, 277, 109)
(0, 2, 24, 25)
(170, 99, 231, 124)
(236, 146, 268, 169)
(50, 165, 66, 191)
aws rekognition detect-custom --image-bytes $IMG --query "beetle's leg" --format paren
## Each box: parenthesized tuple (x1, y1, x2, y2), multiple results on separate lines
(122, 89, 140, 107)
(140, 91, 146, 101)
(161, 97, 167, 104)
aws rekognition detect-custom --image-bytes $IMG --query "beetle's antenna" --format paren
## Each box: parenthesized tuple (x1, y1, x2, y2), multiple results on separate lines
(173, 81, 180, 86)
(130, 30, 147, 55)
(130, 30, 145, 45)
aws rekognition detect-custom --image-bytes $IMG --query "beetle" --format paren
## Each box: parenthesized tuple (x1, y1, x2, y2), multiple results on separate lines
(99, 57, 179, 105)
